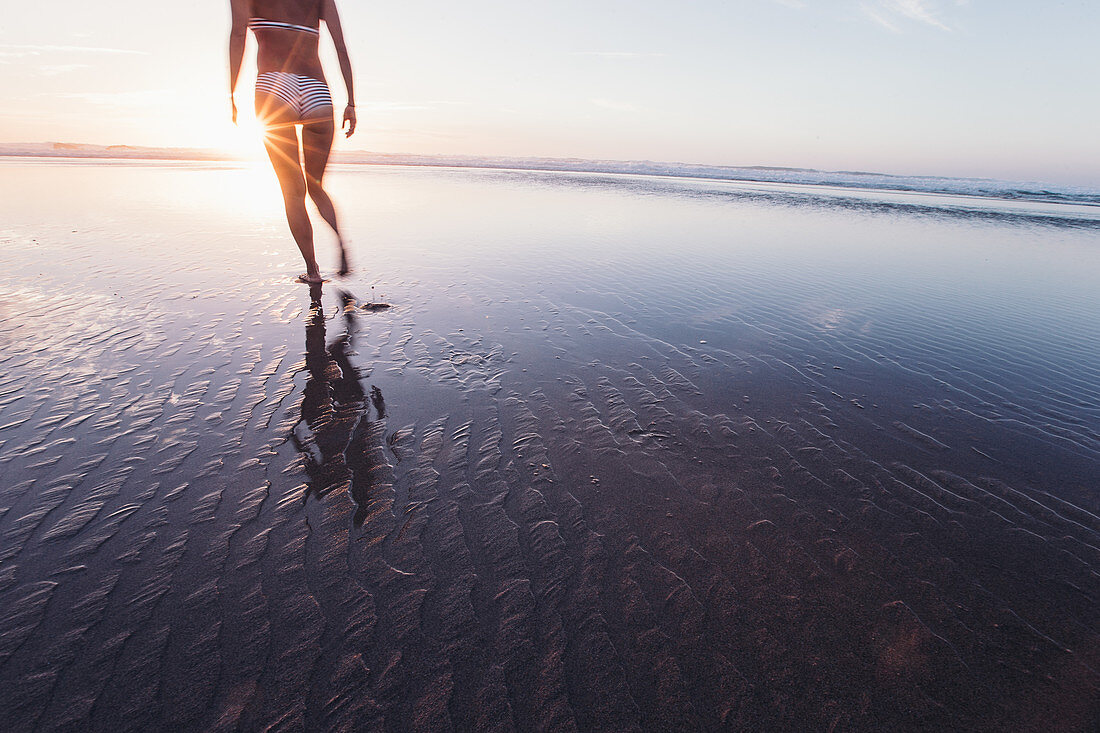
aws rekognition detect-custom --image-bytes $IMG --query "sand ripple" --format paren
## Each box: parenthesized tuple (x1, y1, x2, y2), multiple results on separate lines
(1, 161, 1098, 730)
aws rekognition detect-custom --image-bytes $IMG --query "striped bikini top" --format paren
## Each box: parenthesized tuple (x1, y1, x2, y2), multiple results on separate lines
(249, 18, 319, 35)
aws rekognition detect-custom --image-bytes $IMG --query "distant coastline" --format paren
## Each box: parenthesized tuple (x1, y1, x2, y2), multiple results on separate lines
(0, 142, 236, 163)
(3, 142, 1098, 207)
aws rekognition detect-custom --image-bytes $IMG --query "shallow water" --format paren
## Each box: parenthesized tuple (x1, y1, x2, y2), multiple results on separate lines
(1, 159, 1098, 731)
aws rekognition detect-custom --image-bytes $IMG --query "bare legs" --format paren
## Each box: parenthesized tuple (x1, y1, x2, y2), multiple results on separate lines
(258, 95, 348, 282)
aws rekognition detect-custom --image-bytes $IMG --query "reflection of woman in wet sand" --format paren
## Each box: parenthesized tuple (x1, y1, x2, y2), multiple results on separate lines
(229, 0, 356, 283)
(293, 285, 390, 524)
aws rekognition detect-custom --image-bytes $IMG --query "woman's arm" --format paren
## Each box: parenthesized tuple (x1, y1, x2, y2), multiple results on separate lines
(322, 0, 357, 137)
(228, 0, 249, 123)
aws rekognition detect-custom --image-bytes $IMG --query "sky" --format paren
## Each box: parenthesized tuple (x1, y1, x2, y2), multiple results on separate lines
(1, 0, 1098, 185)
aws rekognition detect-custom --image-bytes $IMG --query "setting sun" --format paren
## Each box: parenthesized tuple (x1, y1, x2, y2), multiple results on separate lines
(229, 111, 268, 159)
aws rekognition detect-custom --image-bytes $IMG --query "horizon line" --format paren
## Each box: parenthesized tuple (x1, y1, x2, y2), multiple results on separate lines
(0, 140, 1010, 183)
(1, 142, 1097, 203)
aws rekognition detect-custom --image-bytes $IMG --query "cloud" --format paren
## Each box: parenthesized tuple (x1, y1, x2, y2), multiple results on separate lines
(363, 101, 432, 113)
(0, 43, 147, 59)
(861, 3, 900, 31)
(362, 100, 467, 113)
(892, 0, 952, 30)
(39, 64, 90, 76)
(49, 90, 175, 107)
(770, 0, 807, 8)
(590, 98, 638, 113)
(861, 0, 953, 32)
(570, 51, 667, 59)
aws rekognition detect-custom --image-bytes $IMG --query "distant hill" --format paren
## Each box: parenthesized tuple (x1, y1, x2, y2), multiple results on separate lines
(0, 142, 239, 161)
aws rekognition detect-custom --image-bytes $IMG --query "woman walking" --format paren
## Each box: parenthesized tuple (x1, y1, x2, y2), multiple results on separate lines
(229, 0, 356, 283)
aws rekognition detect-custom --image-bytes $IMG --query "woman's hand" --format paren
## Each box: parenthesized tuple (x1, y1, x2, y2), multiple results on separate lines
(343, 104, 357, 138)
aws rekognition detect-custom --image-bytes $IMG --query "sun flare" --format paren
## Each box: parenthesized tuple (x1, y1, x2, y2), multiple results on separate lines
(227, 110, 269, 161)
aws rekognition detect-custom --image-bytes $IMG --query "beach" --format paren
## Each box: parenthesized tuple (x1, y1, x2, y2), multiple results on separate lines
(1, 157, 1098, 730)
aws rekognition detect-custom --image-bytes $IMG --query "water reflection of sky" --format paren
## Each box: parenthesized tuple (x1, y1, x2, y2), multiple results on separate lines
(2, 159, 1099, 730)
(3, 160, 1099, 481)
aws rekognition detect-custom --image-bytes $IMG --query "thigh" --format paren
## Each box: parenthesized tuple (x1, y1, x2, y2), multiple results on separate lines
(301, 119, 335, 183)
(259, 113, 304, 189)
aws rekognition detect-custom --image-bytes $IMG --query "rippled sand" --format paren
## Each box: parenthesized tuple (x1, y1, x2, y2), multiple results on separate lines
(1, 159, 1099, 731)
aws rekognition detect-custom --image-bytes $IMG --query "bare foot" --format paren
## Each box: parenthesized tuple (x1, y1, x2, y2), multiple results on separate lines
(295, 273, 325, 284)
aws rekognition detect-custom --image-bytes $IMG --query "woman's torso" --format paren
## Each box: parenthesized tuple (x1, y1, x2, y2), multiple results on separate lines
(249, 0, 325, 78)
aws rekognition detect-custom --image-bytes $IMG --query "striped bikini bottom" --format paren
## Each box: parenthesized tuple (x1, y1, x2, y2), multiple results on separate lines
(255, 72, 333, 122)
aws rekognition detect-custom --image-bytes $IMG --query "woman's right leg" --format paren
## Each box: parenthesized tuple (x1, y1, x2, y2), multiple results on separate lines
(302, 119, 350, 275)
(257, 92, 320, 282)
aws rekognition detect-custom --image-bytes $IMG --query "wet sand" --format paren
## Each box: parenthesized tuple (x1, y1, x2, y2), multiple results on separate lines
(1, 158, 1099, 731)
